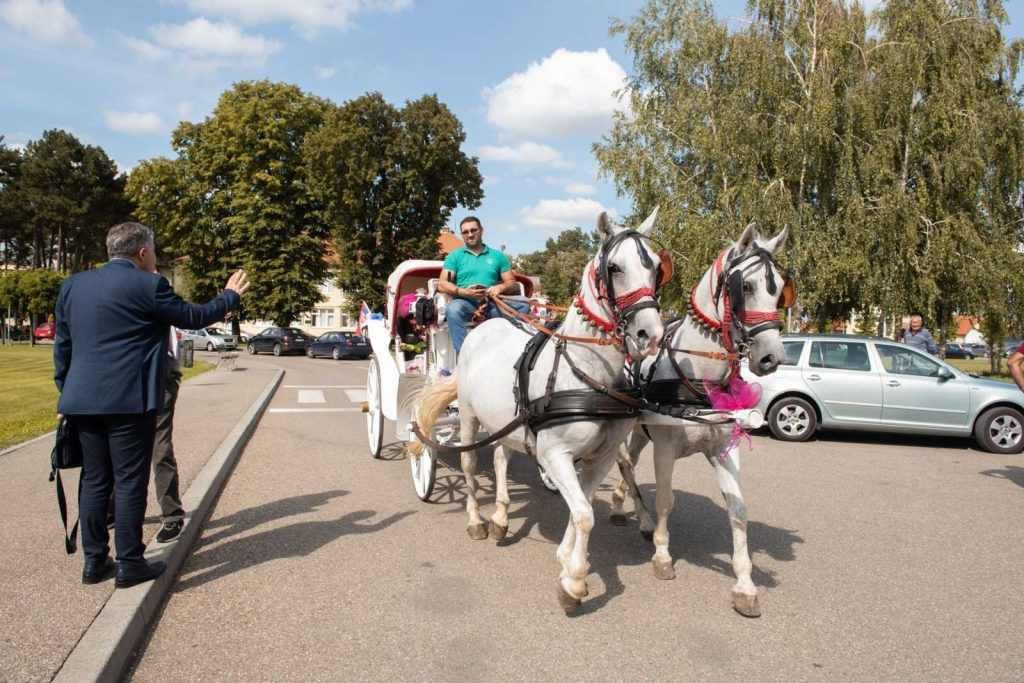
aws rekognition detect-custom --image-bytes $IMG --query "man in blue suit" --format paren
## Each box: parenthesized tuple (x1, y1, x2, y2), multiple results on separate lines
(54, 222, 250, 587)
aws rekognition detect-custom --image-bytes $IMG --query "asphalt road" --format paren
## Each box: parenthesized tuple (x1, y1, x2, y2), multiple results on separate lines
(130, 351, 1024, 681)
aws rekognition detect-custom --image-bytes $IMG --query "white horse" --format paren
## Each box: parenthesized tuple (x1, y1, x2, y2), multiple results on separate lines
(410, 208, 667, 612)
(610, 223, 791, 618)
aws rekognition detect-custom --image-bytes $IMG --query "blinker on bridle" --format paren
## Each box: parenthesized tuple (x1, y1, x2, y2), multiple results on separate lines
(708, 246, 795, 355)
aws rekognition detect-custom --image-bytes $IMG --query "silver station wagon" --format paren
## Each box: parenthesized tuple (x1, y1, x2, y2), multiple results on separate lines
(742, 334, 1024, 454)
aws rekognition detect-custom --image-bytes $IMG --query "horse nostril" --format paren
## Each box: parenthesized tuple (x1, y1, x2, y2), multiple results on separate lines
(760, 354, 776, 368)
(637, 329, 649, 341)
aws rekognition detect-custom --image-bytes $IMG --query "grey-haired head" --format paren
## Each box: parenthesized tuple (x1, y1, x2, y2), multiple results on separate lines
(106, 222, 157, 271)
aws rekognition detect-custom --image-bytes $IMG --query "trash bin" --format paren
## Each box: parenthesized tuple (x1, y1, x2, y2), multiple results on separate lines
(182, 339, 194, 368)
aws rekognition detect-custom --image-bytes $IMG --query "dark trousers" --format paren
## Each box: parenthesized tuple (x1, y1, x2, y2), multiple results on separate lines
(153, 366, 184, 522)
(76, 413, 157, 565)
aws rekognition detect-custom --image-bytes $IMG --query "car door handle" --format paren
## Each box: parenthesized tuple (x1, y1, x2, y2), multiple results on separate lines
(807, 374, 821, 381)
(887, 380, 901, 387)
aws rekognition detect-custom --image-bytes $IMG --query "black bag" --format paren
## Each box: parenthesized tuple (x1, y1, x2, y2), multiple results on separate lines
(48, 417, 83, 554)
(414, 297, 436, 327)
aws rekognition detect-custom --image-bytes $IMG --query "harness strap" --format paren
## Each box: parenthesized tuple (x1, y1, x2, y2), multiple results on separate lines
(411, 412, 530, 453)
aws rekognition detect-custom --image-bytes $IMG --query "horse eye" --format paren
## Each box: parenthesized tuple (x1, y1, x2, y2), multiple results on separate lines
(743, 281, 754, 295)
(608, 263, 621, 274)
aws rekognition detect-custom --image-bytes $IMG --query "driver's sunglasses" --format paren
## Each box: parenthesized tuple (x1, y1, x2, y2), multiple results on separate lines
(461, 227, 480, 236)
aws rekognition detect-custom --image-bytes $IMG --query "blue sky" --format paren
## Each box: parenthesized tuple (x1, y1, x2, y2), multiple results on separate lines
(2, 0, 1022, 256)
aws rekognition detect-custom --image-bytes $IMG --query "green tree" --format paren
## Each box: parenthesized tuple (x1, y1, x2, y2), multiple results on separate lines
(0, 138, 28, 267)
(0, 269, 64, 344)
(596, 0, 1024, 330)
(303, 93, 483, 312)
(128, 81, 331, 327)
(514, 227, 600, 306)
(11, 130, 128, 271)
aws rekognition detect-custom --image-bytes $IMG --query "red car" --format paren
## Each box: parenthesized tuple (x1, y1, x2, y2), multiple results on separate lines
(33, 321, 55, 341)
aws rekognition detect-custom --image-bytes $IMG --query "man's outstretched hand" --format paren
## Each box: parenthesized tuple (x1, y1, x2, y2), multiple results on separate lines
(226, 270, 250, 297)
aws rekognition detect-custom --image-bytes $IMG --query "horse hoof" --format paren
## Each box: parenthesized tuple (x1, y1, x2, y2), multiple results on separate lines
(466, 523, 489, 541)
(609, 513, 629, 526)
(488, 521, 508, 540)
(556, 585, 582, 614)
(652, 559, 676, 581)
(732, 591, 761, 618)
(640, 529, 654, 542)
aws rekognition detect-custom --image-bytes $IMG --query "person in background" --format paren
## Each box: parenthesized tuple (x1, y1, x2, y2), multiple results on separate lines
(436, 216, 530, 353)
(901, 314, 938, 355)
(55, 222, 249, 588)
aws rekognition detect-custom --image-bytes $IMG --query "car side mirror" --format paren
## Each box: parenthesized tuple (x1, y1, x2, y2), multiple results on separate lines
(937, 367, 955, 381)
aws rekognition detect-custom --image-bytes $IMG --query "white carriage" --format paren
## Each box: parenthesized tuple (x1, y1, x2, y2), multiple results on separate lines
(362, 259, 535, 500)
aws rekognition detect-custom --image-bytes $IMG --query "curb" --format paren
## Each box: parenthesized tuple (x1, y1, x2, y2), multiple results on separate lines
(53, 368, 284, 683)
(0, 429, 57, 458)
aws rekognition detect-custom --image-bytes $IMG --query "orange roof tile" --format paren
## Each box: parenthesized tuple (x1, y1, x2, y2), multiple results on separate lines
(955, 315, 977, 336)
(438, 230, 462, 255)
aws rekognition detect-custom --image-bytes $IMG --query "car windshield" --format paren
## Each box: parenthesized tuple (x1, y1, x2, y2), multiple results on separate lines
(206, 328, 227, 336)
(285, 328, 305, 336)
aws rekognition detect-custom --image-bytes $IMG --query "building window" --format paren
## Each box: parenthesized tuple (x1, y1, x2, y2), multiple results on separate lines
(314, 308, 334, 327)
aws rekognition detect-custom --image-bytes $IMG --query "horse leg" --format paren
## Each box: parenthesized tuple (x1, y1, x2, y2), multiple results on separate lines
(538, 449, 594, 613)
(650, 437, 678, 580)
(488, 445, 510, 540)
(610, 429, 652, 535)
(459, 411, 488, 540)
(712, 443, 760, 618)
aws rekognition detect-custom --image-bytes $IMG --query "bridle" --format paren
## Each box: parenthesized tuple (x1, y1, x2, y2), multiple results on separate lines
(574, 229, 672, 348)
(688, 245, 795, 358)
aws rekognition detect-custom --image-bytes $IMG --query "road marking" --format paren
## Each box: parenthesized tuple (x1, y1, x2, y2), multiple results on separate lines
(297, 389, 326, 404)
(268, 408, 363, 413)
(282, 384, 363, 389)
(345, 389, 367, 403)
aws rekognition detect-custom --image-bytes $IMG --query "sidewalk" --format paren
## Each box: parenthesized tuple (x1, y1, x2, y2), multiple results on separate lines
(0, 361, 279, 682)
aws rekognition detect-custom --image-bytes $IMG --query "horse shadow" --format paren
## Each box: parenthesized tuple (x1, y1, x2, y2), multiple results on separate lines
(499, 477, 803, 616)
(173, 490, 414, 591)
(980, 465, 1024, 490)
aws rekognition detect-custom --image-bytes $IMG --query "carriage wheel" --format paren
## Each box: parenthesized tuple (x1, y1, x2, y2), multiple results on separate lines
(410, 444, 437, 501)
(365, 356, 384, 459)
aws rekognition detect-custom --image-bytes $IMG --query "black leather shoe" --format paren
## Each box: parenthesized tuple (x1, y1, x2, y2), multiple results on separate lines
(82, 556, 115, 584)
(156, 520, 183, 543)
(115, 560, 166, 589)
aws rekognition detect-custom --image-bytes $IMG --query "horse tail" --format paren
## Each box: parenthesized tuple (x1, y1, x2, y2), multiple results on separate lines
(407, 377, 458, 457)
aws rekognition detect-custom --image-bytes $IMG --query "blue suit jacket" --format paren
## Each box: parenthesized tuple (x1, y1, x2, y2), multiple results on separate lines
(54, 259, 241, 415)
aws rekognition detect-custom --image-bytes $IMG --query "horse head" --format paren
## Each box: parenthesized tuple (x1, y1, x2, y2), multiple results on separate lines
(718, 223, 791, 375)
(583, 207, 666, 359)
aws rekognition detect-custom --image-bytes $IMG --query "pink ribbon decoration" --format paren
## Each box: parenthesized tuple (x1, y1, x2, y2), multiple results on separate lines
(704, 375, 763, 460)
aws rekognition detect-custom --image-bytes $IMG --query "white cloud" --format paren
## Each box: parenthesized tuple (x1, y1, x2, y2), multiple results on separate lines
(122, 35, 171, 61)
(521, 198, 614, 232)
(103, 111, 165, 135)
(484, 48, 628, 138)
(179, 0, 412, 35)
(565, 181, 596, 196)
(478, 142, 569, 168)
(150, 18, 281, 60)
(0, 0, 90, 46)
(314, 65, 335, 79)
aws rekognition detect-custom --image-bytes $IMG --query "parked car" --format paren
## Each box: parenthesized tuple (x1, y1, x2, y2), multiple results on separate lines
(208, 326, 248, 344)
(741, 334, 1024, 453)
(33, 321, 55, 341)
(943, 343, 975, 359)
(965, 343, 989, 358)
(306, 331, 371, 360)
(1001, 339, 1023, 358)
(181, 327, 237, 351)
(246, 327, 311, 356)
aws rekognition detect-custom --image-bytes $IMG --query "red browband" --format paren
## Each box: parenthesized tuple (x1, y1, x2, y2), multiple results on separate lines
(575, 262, 657, 334)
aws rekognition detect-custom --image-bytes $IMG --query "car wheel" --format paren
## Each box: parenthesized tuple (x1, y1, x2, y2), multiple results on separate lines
(332, 347, 341, 361)
(974, 406, 1024, 454)
(247, 343, 256, 355)
(767, 396, 817, 442)
(206, 342, 214, 352)
(273, 343, 282, 357)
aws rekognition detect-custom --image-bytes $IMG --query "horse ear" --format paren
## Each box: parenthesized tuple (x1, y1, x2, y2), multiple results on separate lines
(636, 205, 659, 236)
(766, 224, 790, 254)
(736, 222, 758, 252)
(597, 211, 615, 240)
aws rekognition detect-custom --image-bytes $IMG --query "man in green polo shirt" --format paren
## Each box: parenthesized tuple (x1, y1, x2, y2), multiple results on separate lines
(438, 216, 530, 353)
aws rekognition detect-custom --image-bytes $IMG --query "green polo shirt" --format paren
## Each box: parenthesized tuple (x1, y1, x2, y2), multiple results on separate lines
(442, 244, 511, 289)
